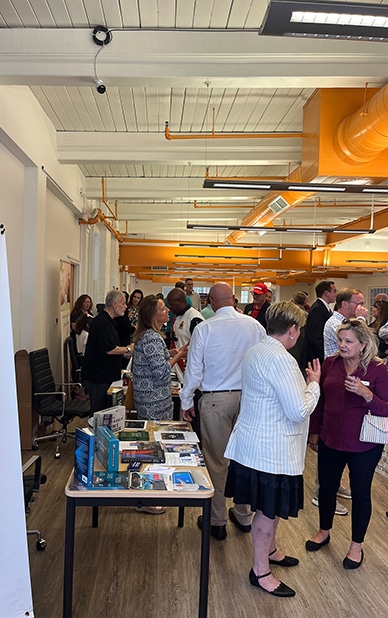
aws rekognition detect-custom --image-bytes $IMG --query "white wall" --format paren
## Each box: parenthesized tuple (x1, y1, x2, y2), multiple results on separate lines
(0, 85, 116, 378)
(0, 142, 25, 347)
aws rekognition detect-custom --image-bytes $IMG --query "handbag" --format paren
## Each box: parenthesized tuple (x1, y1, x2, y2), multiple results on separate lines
(359, 412, 388, 444)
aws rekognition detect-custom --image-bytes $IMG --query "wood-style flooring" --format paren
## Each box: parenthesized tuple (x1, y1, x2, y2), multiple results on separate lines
(24, 420, 388, 618)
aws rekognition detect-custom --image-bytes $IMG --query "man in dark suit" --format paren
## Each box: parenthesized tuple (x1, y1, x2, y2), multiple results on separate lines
(244, 282, 270, 330)
(303, 281, 337, 365)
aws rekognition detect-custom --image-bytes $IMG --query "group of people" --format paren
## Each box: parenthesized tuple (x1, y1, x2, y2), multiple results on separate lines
(72, 279, 387, 599)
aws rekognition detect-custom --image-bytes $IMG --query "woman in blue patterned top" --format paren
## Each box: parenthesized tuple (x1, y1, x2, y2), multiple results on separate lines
(132, 295, 188, 420)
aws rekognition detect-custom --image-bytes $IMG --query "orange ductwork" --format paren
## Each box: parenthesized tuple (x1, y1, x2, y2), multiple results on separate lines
(226, 166, 316, 244)
(335, 84, 388, 165)
(227, 84, 388, 243)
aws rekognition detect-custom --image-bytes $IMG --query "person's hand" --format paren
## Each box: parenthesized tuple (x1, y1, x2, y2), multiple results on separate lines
(305, 358, 321, 384)
(344, 375, 373, 402)
(178, 342, 189, 359)
(355, 305, 368, 320)
(308, 433, 319, 452)
(182, 406, 195, 421)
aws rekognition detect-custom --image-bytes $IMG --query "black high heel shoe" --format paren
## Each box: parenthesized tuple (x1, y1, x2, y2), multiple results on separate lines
(249, 569, 296, 597)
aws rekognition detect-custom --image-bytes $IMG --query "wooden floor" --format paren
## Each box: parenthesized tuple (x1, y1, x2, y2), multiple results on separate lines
(24, 421, 388, 618)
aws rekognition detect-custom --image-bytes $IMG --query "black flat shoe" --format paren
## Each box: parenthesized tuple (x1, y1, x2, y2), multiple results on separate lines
(269, 548, 299, 567)
(249, 569, 295, 598)
(305, 535, 330, 552)
(228, 508, 251, 533)
(343, 549, 364, 570)
(197, 515, 227, 541)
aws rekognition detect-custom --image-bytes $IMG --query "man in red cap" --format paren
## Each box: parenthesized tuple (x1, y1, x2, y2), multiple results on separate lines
(243, 282, 270, 330)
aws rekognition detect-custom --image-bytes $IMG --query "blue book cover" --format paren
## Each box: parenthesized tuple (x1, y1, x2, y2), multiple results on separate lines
(96, 426, 119, 472)
(74, 427, 95, 487)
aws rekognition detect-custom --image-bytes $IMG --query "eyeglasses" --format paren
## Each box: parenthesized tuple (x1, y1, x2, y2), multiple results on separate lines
(342, 319, 363, 327)
(348, 300, 365, 305)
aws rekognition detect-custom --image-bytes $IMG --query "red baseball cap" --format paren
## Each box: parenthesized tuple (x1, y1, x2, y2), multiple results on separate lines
(252, 283, 268, 295)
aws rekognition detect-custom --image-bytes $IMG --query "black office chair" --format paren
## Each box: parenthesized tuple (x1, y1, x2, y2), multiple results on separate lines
(65, 336, 82, 384)
(30, 348, 90, 458)
(23, 455, 47, 551)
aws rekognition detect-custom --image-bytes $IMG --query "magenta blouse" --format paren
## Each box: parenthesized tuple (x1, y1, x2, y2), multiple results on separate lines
(310, 355, 388, 452)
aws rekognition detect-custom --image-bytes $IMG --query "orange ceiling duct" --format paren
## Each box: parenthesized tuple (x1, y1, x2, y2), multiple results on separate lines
(225, 165, 316, 243)
(335, 84, 388, 165)
(226, 85, 388, 243)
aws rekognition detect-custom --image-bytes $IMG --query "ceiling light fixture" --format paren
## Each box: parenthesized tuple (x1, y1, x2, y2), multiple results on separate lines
(346, 259, 388, 264)
(259, 0, 388, 41)
(179, 242, 316, 250)
(203, 178, 388, 194)
(187, 223, 373, 234)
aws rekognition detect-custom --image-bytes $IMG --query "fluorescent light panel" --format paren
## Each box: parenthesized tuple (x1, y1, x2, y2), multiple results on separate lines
(187, 223, 373, 234)
(259, 1, 388, 40)
(204, 177, 388, 194)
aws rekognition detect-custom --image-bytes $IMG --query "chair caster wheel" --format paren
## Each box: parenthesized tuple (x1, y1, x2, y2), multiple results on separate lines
(55, 452, 61, 459)
(32, 445, 39, 451)
(36, 539, 47, 551)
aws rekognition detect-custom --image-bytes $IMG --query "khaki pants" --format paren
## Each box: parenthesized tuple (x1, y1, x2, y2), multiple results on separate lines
(199, 391, 252, 527)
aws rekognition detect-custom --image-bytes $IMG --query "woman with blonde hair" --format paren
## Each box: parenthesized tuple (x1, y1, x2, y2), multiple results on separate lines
(225, 301, 321, 598)
(307, 319, 388, 569)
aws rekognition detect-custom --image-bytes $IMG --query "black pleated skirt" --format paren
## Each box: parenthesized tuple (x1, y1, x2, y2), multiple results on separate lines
(225, 460, 304, 520)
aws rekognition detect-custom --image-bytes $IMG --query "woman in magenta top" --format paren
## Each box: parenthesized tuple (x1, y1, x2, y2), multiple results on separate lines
(306, 319, 388, 569)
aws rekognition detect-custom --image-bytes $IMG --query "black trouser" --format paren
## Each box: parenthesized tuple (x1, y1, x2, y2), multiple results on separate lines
(318, 440, 384, 543)
(84, 380, 111, 416)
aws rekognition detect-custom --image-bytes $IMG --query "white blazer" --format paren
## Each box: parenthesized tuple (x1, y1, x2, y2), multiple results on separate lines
(225, 335, 320, 476)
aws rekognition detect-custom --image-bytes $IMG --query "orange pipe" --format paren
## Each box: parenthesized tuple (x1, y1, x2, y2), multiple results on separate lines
(79, 208, 124, 243)
(165, 121, 302, 141)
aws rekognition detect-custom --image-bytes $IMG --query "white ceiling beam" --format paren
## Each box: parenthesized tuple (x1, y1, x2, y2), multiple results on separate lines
(84, 176, 263, 200)
(1, 30, 388, 88)
(57, 132, 301, 165)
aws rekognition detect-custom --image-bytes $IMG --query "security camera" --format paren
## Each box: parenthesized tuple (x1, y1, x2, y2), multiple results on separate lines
(94, 79, 106, 95)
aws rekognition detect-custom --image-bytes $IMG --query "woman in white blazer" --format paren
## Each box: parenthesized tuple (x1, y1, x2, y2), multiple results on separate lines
(225, 301, 321, 598)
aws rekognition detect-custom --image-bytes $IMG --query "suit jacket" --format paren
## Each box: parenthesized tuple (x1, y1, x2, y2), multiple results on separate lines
(244, 300, 270, 330)
(303, 298, 331, 365)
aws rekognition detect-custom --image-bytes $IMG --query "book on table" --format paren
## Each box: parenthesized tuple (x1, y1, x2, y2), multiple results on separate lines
(74, 427, 95, 487)
(92, 470, 129, 489)
(128, 471, 168, 490)
(121, 441, 166, 463)
(158, 420, 191, 429)
(153, 430, 199, 444)
(173, 469, 212, 491)
(118, 430, 149, 442)
(93, 405, 126, 434)
(96, 426, 119, 472)
(124, 420, 148, 430)
(163, 443, 205, 467)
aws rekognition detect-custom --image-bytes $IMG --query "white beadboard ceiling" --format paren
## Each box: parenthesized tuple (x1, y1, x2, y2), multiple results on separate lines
(1, 0, 388, 283)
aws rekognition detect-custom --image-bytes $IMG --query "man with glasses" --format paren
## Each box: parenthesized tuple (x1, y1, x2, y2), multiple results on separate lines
(324, 287, 368, 359)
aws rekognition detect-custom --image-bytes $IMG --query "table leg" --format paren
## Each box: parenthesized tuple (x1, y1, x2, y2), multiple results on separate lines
(178, 506, 185, 527)
(63, 497, 76, 618)
(198, 498, 211, 618)
(92, 505, 99, 528)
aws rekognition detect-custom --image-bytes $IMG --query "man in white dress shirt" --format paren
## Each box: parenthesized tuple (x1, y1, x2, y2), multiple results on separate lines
(180, 282, 265, 540)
